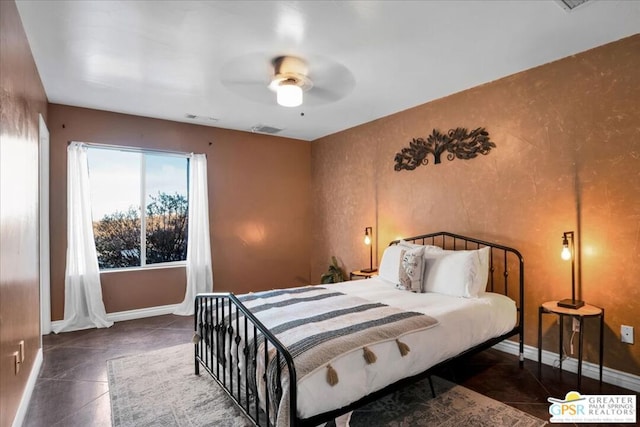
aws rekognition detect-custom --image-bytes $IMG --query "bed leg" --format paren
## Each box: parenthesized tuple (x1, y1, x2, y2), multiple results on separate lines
(428, 376, 436, 398)
(519, 352, 524, 368)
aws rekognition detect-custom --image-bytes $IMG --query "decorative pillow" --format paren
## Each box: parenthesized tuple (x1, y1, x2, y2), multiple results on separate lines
(379, 242, 442, 286)
(422, 250, 481, 297)
(397, 246, 425, 292)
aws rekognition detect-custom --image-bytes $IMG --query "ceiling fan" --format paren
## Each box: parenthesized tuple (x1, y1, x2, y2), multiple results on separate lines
(268, 56, 312, 107)
(220, 53, 355, 108)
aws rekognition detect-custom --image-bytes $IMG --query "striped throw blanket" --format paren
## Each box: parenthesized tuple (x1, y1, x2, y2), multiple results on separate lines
(234, 285, 439, 426)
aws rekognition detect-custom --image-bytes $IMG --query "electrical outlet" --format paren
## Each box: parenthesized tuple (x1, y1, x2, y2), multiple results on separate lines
(621, 325, 634, 344)
(572, 317, 580, 332)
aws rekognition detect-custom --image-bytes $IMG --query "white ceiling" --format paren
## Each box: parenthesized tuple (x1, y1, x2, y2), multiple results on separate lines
(16, 0, 640, 141)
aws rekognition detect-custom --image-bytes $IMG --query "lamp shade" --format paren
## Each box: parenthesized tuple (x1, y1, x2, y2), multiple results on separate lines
(276, 82, 303, 107)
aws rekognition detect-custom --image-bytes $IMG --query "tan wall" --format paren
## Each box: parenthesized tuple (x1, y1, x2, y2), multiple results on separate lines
(48, 105, 311, 319)
(0, 1, 48, 426)
(311, 35, 640, 376)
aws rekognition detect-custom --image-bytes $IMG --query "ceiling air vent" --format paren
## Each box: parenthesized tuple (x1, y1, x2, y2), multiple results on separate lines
(185, 113, 218, 122)
(554, 0, 592, 11)
(250, 124, 283, 134)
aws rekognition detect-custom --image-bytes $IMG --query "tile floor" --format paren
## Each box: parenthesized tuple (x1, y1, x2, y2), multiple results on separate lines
(23, 315, 638, 426)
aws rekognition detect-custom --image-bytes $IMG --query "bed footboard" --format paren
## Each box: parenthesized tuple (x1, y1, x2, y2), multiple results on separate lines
(194, 293, 297, 427)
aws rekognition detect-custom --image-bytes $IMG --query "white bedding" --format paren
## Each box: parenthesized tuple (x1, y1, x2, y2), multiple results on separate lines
(292, 277, 517, 420)
(204, 277, 517, 425)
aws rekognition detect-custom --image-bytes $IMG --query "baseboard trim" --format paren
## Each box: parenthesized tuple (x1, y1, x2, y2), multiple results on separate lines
(492, 340, 640, 392)
(105, 303, 180, 323)
(50, 303, 180, 332)
(46, 308, 640, 395)
(12, 348, 43, 427)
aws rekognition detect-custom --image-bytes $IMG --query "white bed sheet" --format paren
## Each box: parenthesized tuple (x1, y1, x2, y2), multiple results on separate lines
(292, 277, 517, 419)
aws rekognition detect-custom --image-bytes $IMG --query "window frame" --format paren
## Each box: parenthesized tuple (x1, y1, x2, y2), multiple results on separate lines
(84, 143, 190, 272)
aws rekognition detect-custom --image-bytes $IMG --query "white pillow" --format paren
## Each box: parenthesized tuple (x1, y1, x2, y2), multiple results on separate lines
(398, 239, 423, 248)
(423, 250, 481, 297)
(474, 246, 491, 294)
(378, 245, 405, 285)
(439, 247, 490, 296)
(397, 246, 425, 292)
(399, 240, 444, 254)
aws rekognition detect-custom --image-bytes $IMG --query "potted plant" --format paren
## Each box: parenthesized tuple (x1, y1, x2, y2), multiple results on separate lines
(320, 256, 345, 284)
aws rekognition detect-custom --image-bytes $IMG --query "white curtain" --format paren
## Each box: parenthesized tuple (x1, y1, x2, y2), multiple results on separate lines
(53, 142, 112, 333)
(174, 153, 213, 315)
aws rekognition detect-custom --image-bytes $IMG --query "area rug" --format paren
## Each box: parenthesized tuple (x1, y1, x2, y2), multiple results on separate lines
(108, 344, 547, 427)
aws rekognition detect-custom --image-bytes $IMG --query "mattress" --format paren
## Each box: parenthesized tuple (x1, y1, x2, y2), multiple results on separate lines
(242, 277, 517, 424)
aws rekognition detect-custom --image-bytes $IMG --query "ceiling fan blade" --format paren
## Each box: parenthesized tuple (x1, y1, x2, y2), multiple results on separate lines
(220, 53, 272, 104)
(222, 80, 268, 87)
(222, 82, 273, 104)
(304, 86, 347, 105)
(220, 52, 272, 84)
(306, 56, 356, 103)
(308, 59, 353, 85)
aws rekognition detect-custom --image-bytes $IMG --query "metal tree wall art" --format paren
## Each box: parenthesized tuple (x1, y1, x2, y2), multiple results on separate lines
(394, 127, 495, 171)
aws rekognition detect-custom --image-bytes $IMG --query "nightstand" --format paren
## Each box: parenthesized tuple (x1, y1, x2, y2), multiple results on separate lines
(537, 300, 604, 390)
(350, 270, 377, 280)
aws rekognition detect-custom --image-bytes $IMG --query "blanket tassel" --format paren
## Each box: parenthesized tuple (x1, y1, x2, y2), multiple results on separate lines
(191, 332, 201, 344)
(326, 364, 339, 386)
(362, 346, 377, 364)
(396, 339, 410, 357)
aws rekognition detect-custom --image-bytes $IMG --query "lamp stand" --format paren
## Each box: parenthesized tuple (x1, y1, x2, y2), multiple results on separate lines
(558, 231, 584, 309)
(361, 227, 377, 273)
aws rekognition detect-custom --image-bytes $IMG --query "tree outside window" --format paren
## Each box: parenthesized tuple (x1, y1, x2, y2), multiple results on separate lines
(87, 147, 189, 270)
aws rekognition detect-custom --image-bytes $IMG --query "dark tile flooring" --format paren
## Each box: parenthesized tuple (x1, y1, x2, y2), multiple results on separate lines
(23, 315, 637, 426)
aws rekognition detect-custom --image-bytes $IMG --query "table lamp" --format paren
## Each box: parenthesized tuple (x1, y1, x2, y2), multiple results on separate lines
(361, 227, 377, 273)
(557, 231, 584, 309)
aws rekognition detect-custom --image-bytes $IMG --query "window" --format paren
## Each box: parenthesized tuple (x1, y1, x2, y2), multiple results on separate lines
(86, 146, 189, 270)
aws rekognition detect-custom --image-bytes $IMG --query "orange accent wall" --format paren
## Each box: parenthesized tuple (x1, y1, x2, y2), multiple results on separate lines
(0, 1, 48, 426)
(311, 35, 640, 376)
(47, 105, 311, 318)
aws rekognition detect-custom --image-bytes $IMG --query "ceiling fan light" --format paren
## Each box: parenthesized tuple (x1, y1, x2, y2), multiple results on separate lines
(276, 82, 303, 107)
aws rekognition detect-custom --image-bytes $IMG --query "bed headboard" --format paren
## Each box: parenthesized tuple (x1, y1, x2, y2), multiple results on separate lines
(390, 231, 524, 335)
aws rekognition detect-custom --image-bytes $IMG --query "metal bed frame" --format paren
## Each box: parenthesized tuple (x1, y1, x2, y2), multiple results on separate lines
(194, 231, 525, 427)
